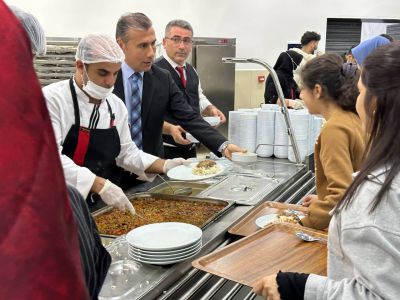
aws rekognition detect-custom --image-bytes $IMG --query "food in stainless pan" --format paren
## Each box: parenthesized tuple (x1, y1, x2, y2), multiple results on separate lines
(192, 159, 220, 175)
(94, 197, 226, 236)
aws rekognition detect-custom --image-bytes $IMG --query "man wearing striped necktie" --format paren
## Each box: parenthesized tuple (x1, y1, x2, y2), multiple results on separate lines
(115, 13, 244, 190)
(129, 72, 143, 149)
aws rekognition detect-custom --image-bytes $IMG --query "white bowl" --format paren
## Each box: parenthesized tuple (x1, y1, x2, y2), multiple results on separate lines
(231, 152, 258, 163)
(203, 116, 220, 127)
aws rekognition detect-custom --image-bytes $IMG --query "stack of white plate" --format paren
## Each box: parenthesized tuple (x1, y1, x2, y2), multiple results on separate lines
(288, 110, 311, 163)
(274, 111, 288, 158)
(237, 108, 261, 112)
(256, 109, 275, 157)
(125, 222, 202, 265)
(228, 111, 242, 145)
(261, 104, 280, 111)
(239, 112, 258, 152)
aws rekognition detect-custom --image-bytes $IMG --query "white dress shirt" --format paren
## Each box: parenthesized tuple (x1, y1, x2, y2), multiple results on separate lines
(43, 79, 158, 198)
(162, 53, 212, 113)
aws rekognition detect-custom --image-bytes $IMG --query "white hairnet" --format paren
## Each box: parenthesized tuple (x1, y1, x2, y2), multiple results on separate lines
(9, 6, 46, 56)
(75, 34, 125, 64)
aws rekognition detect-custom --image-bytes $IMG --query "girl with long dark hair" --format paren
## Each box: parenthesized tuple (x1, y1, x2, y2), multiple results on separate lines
(297, 54, 366, 230)
(253, 42, 400, 300)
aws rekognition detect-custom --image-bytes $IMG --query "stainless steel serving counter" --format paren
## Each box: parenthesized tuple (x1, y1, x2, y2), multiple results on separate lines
(98, 157, 314, 300)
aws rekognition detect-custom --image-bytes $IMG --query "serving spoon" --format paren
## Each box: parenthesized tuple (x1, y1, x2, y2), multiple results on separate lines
(156, 175, 193, 196)
(295, 231, 321, 242)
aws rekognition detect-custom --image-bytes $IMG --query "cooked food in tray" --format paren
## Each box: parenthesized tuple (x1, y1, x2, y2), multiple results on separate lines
(192, 159, 220, 175)
(94, 197, 227, 236)
(276, 213, 300, 224)
(255, 210, 304, 228)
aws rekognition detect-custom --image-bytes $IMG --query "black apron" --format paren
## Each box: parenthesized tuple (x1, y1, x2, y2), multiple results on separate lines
(62, 79, 124, 207)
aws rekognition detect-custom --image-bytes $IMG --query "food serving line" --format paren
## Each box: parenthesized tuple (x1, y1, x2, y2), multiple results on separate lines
(95, 157, 316, 300)
(95, 57, 322, 299)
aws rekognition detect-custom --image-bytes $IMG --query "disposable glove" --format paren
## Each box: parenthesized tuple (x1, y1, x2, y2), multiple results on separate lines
(98, 180, 136, 215)
(163, 158, 186, 173)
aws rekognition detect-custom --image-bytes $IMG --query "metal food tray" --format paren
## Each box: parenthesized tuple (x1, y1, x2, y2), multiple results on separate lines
(148, 181, 210, 196)
(199, 174, 280, 205)
(92, 192, 235, 239)
(99, 259, 160, 300)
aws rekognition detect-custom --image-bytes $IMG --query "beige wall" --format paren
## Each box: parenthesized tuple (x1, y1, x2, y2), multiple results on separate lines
(234, 69, 269, 109)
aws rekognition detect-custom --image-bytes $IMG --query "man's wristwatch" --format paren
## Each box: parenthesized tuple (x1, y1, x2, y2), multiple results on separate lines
(219, 141, 230, 157)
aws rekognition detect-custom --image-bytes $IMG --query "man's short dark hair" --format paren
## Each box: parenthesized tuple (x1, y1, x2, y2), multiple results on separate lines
(165, 19, 193, 37)
(300, 31, 321, 46)
(116, 12, 152, 42)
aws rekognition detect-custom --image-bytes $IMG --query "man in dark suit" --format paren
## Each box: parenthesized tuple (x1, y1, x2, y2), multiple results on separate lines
(154, 19, 227, 159)
(114, 12, 243, 164)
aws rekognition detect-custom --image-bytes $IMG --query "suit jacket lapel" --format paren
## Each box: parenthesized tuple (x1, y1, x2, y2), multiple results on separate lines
(141, 69, 154, 126)
(114, 69, 125, 103)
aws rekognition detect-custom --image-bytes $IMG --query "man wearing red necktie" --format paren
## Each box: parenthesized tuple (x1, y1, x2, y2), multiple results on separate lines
(155, 19, 227, 159)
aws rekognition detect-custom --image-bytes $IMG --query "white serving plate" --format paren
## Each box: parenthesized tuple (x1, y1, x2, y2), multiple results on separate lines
(129, 239, 202, 257)
(128, 244, 201, 260)
(126, 222, 202, 251)
(128, 247, 201, 265)
(255, 214, 279, 228)
(167, 163, 224, 181)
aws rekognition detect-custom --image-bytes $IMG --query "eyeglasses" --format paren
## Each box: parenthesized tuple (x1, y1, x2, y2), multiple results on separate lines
(166, 37, 193, 46)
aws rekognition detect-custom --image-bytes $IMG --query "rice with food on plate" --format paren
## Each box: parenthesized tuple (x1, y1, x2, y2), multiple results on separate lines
(192, 159, 221, 175)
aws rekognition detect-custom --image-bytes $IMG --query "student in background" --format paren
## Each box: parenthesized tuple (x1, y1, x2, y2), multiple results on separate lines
(290, 31, 321, 85)
(264, 50, 305, 110)
(344, 45, 357, 64)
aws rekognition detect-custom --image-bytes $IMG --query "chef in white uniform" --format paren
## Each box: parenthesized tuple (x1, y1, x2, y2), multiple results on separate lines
(43, 34, 183, 213)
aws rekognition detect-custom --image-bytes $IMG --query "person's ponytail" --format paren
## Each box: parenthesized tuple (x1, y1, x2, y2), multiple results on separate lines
(338, 63, 360, 113)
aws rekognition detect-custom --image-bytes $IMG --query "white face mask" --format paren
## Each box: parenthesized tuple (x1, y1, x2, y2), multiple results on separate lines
(82, 66, 114, 100)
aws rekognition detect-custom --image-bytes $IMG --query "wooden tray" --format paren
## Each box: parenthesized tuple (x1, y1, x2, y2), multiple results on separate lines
(192, 223, 327, 287)
(228, 201, 308, 237)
